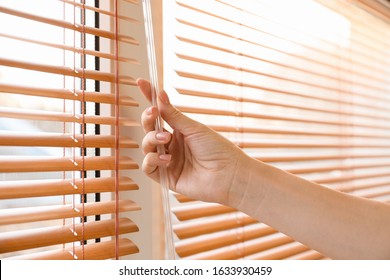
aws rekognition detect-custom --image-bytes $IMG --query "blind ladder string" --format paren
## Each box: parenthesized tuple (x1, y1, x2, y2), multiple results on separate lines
(142, 0, 176, 260)
(114, 0, 121, 260)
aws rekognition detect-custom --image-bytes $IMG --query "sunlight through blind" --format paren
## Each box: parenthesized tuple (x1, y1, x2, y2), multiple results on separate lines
(164, 0, 390, 260)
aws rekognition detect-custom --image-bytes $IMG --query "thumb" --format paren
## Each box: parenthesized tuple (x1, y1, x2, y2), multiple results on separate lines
(157, 90, 200, 133)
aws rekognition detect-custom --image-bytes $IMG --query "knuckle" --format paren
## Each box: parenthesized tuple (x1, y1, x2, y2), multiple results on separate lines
(142, 154, 158, 175)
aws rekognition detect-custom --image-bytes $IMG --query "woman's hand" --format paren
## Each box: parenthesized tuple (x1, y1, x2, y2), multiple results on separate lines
(138, 79, 248, 205)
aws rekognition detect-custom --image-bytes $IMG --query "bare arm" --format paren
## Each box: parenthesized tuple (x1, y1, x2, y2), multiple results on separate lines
(230, 155, 390, 259)
(138, 79, 390, 260)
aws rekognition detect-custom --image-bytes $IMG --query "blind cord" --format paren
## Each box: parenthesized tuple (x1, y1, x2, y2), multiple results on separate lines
(142, 0, 176, 260)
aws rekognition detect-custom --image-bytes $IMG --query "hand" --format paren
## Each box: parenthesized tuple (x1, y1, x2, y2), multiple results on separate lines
(137, 79, 248, 205)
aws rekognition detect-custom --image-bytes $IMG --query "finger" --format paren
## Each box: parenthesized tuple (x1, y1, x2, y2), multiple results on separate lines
(137, 78, 152, 103)
(141, 106, 158, 133)
(157, 90, 205, 134)
(142, 152, 172, 177)
(142, 131, 172, 155)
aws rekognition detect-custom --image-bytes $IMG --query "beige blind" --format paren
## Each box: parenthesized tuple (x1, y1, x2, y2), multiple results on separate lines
(163, 0, 390, 259)
(0, 0, 141, 259)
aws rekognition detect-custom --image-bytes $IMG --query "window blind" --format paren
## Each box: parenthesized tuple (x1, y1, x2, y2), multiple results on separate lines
(0, 0, 141, 259)
(163, 0, 390, 259)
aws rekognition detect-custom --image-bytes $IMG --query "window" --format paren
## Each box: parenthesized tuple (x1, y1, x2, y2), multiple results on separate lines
(1, 0, 389, 260)
(0, 0, 148, 259)
(163, 0, 390, 259)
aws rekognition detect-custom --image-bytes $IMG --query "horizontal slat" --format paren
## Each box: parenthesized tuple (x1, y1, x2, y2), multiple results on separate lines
(176, 223, 276, 258)
(184, 232, 292, 260)
(172, 203, 236, 221)
(210, 124, 390, 140)
(173, 212, 257, 239)
(315, 171, 390, 185)
(0, 200, 141, 225)
(0, 156, 138, 172)
(341, 180, 390, 193)
(174, 193, 196, 203)
(244, 241, 310, 260)
(0, 83, 138, 106)
(0, 6, 138, 44)
(238, 140, 390, 149)
(0, 133, 138, 148)
(123, 0, 139, 4)
(0, 57, 136, 85)
(6, 238, 139, 260)
(354, 186, 390, 199)
(181, 105, 390, 130)
(0, 33, 138, 64)
(0, 107, 138, 126)
(0, 176, 138, 199)
(254, 153, 390, 163)
(285, 162, 390, 175)
(285, 249, 324, 260)
(60, 0, 138, 23)
(0, 218, 138, 254)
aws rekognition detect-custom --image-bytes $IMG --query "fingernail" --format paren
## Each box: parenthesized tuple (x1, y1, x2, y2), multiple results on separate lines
(136, 78, 145, 87)
(156, 132, 169, 141)
(158, 90, 170, 104)
(159, 154, 172, 161)
(146, 106, 154, 116)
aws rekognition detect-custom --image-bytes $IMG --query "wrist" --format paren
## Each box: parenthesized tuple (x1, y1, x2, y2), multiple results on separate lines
(227, 152, 267, 211)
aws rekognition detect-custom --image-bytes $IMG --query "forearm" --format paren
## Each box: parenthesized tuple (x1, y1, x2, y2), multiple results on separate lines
(229, 155, 390, 259)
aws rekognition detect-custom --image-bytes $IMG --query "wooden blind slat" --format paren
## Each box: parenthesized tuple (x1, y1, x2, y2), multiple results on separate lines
(0, 218, 138, 254)
(285, 162, 390, 175)
(210, 125, 390, 140)
(176, 223, 277, 258)
(244, 242, 310, 260)
(315, 171, 390, 185)
(0, 83, 138, 106)
(255, 154, 390, 163)
(0, 176, 138, 199)
(285, 249, 324, 260)
(172, 203, 236, 221)
(173, 213, 257, 239)
(0, 156, 138, 173)
(0, 107, 138, 126)
(0, 33, 138, 64)
(0, 200, 141, 225)
(0, 133, 138, 148)
(6, 238, 139, 260)
(184, 233, 293, 260)
(0, 57, 136, 85)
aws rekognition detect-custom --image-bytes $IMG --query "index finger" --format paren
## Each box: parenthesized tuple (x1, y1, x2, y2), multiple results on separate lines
(137, 78, 152, 103)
